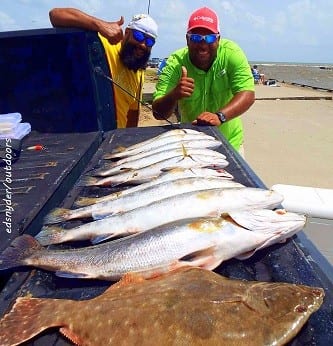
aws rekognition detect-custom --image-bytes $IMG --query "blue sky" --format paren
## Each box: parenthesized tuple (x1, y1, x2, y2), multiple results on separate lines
(1, 0, 332, 63)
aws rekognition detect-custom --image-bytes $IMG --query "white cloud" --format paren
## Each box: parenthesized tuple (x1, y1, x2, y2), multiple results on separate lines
(0, 0, 331, 63)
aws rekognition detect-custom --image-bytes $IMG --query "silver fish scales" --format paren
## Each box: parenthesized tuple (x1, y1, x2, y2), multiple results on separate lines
(1, 209, 305, 281)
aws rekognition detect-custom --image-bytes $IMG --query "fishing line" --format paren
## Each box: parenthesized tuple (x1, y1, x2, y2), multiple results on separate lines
(147, 0, 151, 14)
(94, 66, 180, 128)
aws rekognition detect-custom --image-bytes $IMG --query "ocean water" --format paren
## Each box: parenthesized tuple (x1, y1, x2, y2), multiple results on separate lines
(250, 62, 333, 91)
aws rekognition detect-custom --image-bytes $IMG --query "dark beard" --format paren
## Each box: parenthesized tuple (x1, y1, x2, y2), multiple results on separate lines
(119, 41, 151, 72)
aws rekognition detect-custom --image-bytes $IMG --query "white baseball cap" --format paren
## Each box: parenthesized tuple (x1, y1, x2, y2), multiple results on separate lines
(127, 14, 158, 39)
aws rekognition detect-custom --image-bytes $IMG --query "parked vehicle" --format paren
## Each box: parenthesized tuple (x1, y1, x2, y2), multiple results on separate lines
(147, 57, 160, 68)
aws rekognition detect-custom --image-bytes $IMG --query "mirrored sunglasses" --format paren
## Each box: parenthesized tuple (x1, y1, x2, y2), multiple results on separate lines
(187, 33, 220, 44)
(132, 29, 155, 47)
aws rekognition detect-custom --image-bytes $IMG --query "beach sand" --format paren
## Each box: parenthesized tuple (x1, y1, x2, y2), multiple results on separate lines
(244, 83, 333, 188)
(140, 81, 333, 265)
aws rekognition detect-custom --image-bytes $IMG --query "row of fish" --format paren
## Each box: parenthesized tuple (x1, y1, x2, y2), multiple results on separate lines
(1, 209, 306, 281)
(0, 128, 307, 282)
(0, 128, 324, 345)
(80, 129, 228, 186)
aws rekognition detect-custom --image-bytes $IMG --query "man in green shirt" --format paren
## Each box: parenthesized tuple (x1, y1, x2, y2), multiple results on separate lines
(152, 7, 255, 153)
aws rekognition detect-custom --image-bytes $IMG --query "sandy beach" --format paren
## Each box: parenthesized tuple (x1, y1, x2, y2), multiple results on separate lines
(243, 83, 333, 188)
(141, 79, 333, 265)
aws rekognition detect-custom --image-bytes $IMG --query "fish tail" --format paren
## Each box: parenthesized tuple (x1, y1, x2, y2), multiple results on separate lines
(111, 145, 127, 154)
(0, 235, 43, 271)
(102, 152, 121, 159)
(78, 176, 101, 186)
(35, 226, 69, 246)
(0, 296, 64, 346)
(89, 168, 103, 176)
(102, 152, 114, 159)
(43, 208, 71, 224)
(74, 196, 99, 207)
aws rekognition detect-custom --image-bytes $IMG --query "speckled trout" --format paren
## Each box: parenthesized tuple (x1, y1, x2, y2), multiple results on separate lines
(93, 147, 227, 177)
(36, 187, 283, 245)
(0, 209, 305, 281)
(80, 153, 229, 187)
(103, 137, 222, 162)
(43, 177, 244, 225)
(74, 167, 234, 207)
(106, 129, 217, 159)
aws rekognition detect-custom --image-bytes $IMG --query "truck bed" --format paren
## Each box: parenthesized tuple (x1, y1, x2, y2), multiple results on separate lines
(0, 125, 332, 345)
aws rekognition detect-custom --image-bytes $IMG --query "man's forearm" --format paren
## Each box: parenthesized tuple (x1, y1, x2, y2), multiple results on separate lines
(218, 91, 255, 120)
(152, 91, 178, 120)
(49, 8, 100, 31)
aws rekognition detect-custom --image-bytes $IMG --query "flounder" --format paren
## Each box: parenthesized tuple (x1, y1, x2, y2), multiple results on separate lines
(0, 267, 324, 346)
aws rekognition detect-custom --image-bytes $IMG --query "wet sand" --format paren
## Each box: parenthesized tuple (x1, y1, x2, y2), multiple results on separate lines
(141, 81, 333, 265)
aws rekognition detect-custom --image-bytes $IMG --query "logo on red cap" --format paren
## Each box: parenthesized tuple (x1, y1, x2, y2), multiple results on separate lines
(187, 7, 220, 34)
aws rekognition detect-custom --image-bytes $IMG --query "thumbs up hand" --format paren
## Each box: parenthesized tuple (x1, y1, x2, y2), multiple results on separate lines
(173, 66, 195, 99)
(100, 16, 124, 44)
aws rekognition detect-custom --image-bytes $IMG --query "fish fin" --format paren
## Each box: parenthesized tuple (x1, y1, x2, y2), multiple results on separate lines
(181, 144, 189, 157)
(55, 271, 90, 279)
(92, 211, 115, 220)
(43, 208, 71, 224)
(60, 327, 84, 345)
(89, 168, 108, 177)
(111, 272, 147, 290)
(205, 162, 229, 169)
(102, 152, 116, 159)
(160, 167, 178, 173)
(74, 196, 99, 207)
(90, 234, 115, 244)
(0, 235, 44, 270)
(0, 296, 63, 346)
(78, 175, 101, 187)
(35, 226, 69, 246)
(235, 250, 256, 260)
(179, 246, 223, 270)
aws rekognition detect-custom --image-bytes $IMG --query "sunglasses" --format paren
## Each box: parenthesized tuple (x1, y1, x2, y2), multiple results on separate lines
(187, 33, 220, 44)
(132, 29, 155, 47)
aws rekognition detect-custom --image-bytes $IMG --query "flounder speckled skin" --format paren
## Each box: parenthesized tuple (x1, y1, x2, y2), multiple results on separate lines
(0, 267, 324, 346)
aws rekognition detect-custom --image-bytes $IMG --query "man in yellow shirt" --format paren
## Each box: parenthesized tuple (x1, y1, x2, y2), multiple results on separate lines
(49, 8, 158, 128)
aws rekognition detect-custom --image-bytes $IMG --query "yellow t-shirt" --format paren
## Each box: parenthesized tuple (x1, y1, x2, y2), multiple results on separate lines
(98, 34, 144, 128)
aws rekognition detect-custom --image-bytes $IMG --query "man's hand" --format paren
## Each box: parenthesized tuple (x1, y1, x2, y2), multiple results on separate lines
(173, 66, 195, 99)
(98, 16, 124, 44)
(192, 112, 221, 126)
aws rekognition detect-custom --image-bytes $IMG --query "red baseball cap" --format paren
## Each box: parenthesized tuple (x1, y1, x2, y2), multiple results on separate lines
(187, 7, 220, 34)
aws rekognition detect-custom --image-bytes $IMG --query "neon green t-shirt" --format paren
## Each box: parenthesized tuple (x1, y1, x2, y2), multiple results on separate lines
(99, 34, 144, 128)
(153, 39, 254, 150)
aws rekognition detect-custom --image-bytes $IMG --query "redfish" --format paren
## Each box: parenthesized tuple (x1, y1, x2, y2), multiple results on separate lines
(74, 167, 234, 207)
(0, 209, 305, 281)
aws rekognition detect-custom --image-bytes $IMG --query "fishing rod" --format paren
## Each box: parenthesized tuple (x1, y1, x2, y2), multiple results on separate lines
(94, 66, 180, 128)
